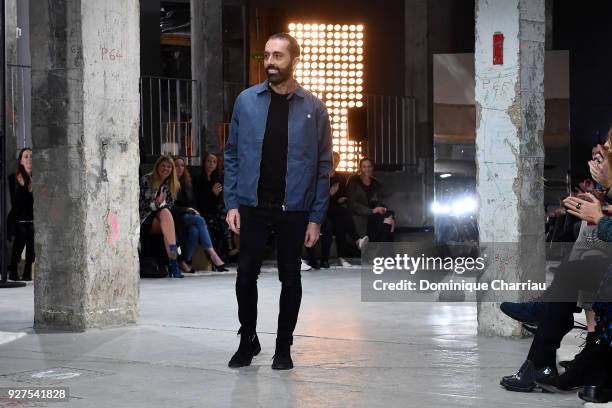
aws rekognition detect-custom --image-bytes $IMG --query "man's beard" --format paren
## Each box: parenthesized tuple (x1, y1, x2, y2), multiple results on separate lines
(265, 65, 292, 84)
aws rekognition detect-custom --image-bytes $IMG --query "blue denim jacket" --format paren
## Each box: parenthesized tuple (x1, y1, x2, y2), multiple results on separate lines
(224, 80, 332, 224)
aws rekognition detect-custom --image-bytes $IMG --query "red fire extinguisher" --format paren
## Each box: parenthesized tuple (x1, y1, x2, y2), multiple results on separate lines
(493, 32, 504, 65)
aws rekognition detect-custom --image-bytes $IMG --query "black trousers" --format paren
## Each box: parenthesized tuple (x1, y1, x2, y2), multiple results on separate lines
(9, 222, 35, 279)
(367, 210, 394, 242)
(236, 205, 308, 343)
(527, 258, 609, 368)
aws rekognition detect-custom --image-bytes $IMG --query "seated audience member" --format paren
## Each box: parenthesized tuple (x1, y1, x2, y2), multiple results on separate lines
(499, 129, 612, 393)
(139, 155, 183, 278)
(307, 151, 368, 268)
(346, 157, 394, 242)
(173, 156, 227, 272)
(7, 148, 35, 281)
(194, 152, 238, 260)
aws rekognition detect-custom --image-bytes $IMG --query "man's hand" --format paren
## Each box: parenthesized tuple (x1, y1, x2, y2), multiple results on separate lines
(589, 158, 612, 189)
(226, 208, 240, 235)
(563, 193, 604, 225)
(304, 222, 320, 248)
(372, 206, 387, 215)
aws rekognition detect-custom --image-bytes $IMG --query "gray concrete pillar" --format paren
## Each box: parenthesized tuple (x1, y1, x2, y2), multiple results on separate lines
(191, 0, 224, 157)
(405, 0, 430, 165)
(30, 0, 141, 330)
(475, 0, 546, 336)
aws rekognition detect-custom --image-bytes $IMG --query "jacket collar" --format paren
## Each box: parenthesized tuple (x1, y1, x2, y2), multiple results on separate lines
(255, 79, 306, 99)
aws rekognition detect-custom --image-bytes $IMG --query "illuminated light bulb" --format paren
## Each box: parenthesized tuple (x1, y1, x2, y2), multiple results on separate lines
(327, 24, 334, 31)
(326, 70, 334, 77)
(342, 40, 349, 47)
(296, 32, 304, 38)
(349, 25, 356, 31)
(333, 70, 339, 77)
(356, 86, 362, 92)
(319, 24, 326, 31)
(334, 48, 341, 54)
(334, 78, 341, 84)
(326, 85, 333, 91)
(357, 25, 364, 31)
(349, 48, 356, 54)
(341, 108, 348, 114)
(318, 70, 325, 76)
(356, 63, 363, 70)
(334, 24, 341, 31)
(297, 23, 304, 30)
(326, 100, 333, 107)
(349, 40, 356, 47)
(319, 31, 325, 38)
(342, 63, 349, 69)
(305, 32, 311, 38)
(334, 63, 341, 69)
(334, 40, 341, 46)
(348, 86, 355, 92)
(341, 71, 349, 77)
(357, 40, 363, 47)
(341, 101, 348, 107)
(333, 93, 339, 99)
(349, 63, 355, 69)
(356, 71, 363, 77)
(357, 55, 363, 61)
(304, 39, 311, 46)
(312, 54, 318, 61)
(356, 101, 363, 107)
(356, 78, 363, 84)
(356, 93, 362, 99)
(349, 146, 355, 152)
(342, 55, 349, 61)
(289, 23, 296, 30)
(340, 146, 347, 152)
(348, 56, 355, 63)
(333, 101, 340, 107)
(341, 85, 348, 92)
(341, 93, 348, 99)
(304, 70, 311, 76)
(327, 47, 333, 54)
(304, 77, 311, 84)
(357, 32, 364, 39)
(348, 93, 355, 99)
(340, 153, 347, 160)
(312, 39, 319, 46)
(333, 85, 340, 92)
(341, 78, 348, 84)
(343, 25, 349, 31)
(319, 40, 326, 47)
(334, 32, 341, 39)
(304, 47, 311, 54)
(303, 62, 311, 69)
(334, 55, 341, 61)
(312, 62, 318, 69)
(349, 32, 356, 39)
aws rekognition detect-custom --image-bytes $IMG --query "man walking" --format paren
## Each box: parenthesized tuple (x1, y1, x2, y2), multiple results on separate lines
(224, 33, 332, 370)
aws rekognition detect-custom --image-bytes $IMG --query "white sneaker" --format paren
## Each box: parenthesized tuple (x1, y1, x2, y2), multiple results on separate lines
(356, 236, 369, 251)
(300, 259, 312, 271)
(338, 257, 352, 268)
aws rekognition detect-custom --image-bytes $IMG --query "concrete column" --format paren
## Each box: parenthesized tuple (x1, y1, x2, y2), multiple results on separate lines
(30, 0, 141, 330)
(405, 0, 430, 164)
(191, 0, 224, 157)
(475, 0, 545, 336)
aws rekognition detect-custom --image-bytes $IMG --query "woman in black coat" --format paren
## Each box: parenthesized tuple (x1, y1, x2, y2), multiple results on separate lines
(7, 148, 35, 281)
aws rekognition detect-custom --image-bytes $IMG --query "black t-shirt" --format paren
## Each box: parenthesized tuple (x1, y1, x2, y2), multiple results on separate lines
(257, 87, 289, 208)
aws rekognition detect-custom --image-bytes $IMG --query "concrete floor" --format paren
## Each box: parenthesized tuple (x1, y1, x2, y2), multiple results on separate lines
(0, 265, 605, 408)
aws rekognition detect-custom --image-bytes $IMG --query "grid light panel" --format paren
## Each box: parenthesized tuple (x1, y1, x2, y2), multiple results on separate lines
(289, 23, 365, 172)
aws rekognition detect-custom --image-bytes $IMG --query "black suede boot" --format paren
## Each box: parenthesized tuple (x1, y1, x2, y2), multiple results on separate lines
(271, 339, 293, 370)
(228, 330, 261, 368)
(536, 332, 602, 393)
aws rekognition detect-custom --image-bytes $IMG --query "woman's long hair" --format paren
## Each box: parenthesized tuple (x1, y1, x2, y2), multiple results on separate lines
(148, 155, 180, 198)
(173, 155, 192, 188)
(16, 148, 32, 190)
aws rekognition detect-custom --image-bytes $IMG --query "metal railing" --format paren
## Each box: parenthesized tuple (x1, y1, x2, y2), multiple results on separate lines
(6, 64, 32, 154)
(366, 94, 416, 170)
(139, 76, 200, 165)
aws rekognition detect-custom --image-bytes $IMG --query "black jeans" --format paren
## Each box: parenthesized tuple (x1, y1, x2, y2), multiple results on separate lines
(527, 258, 609, 368)
(322, 206, 360, 260)
(9, 222, 35, 280)
(367, 210, 395, 242)
(236, 205, 308, 344)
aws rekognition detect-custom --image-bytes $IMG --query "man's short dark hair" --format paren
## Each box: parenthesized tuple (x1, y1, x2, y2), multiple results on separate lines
(268, 33, 301, 59)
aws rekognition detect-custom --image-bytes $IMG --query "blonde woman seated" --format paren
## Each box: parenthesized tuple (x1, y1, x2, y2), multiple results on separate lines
(139, 155, 183, 278)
